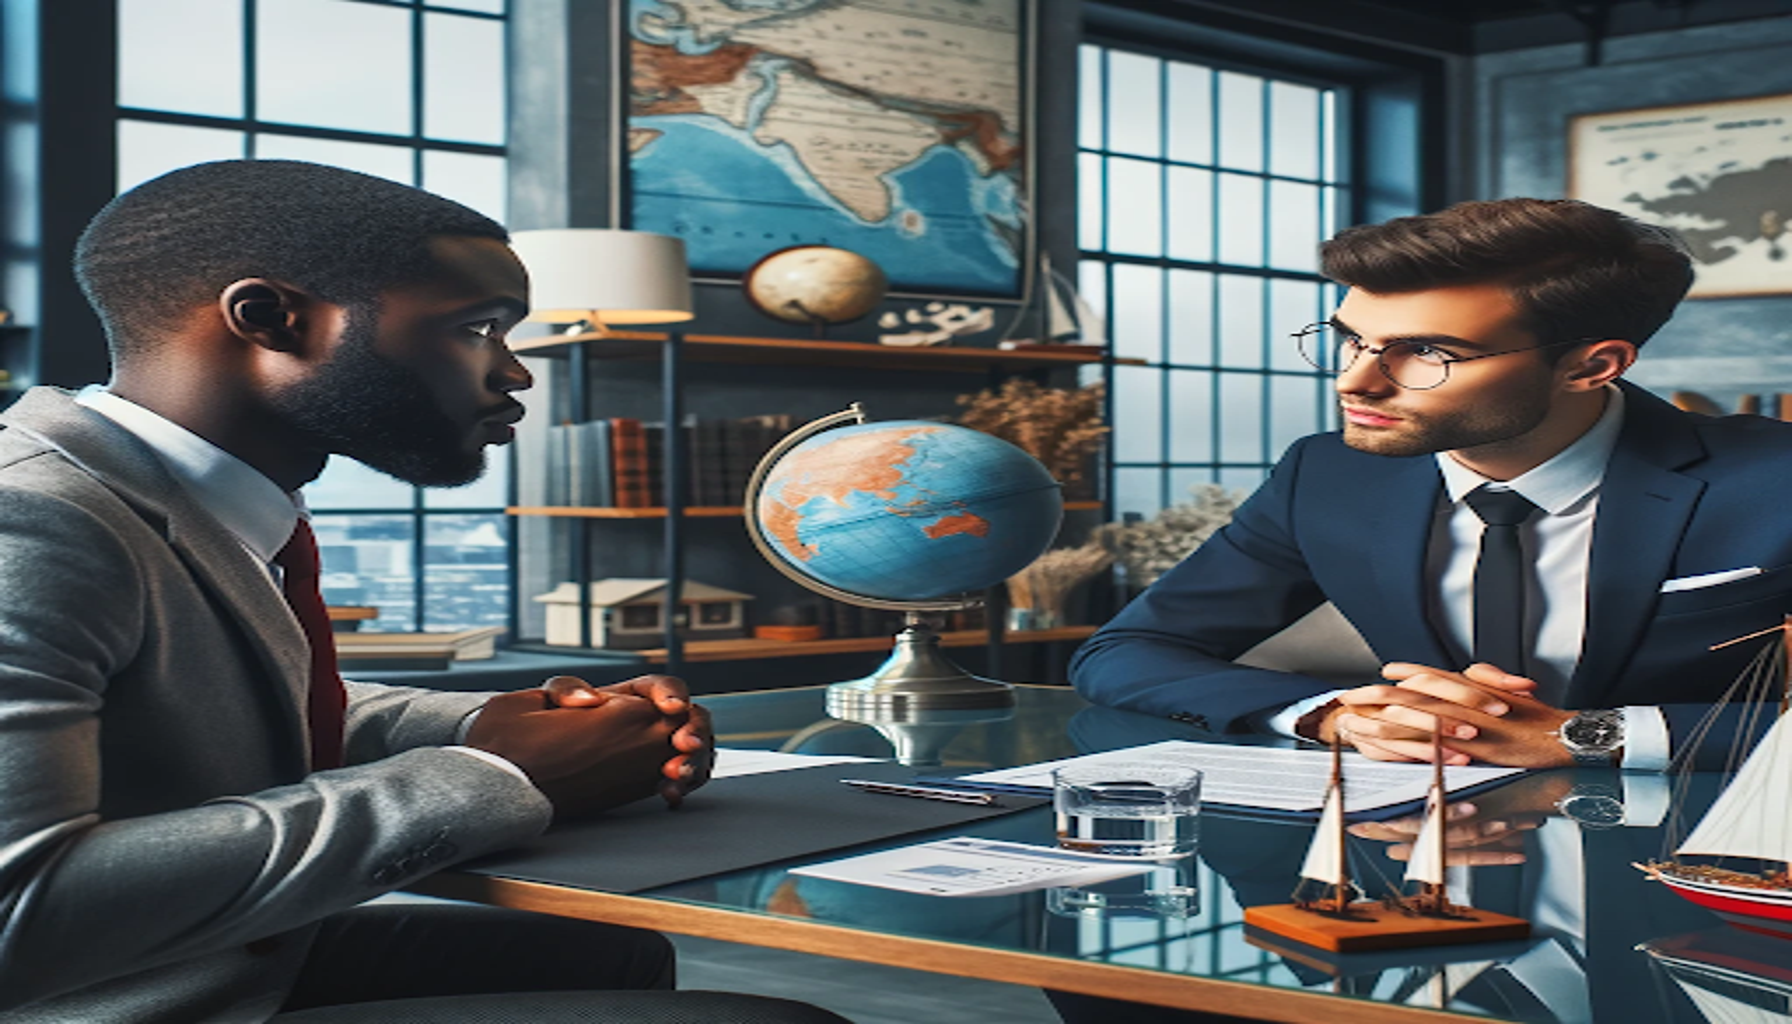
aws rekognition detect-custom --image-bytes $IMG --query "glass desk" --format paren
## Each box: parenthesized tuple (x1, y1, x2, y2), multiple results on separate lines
(410, 684, 1783, 1024)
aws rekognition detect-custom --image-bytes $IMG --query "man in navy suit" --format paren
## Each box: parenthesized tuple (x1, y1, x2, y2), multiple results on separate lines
(1072, 197, 1792, 771)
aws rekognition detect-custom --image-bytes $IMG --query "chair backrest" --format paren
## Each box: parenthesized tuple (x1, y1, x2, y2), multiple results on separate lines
(1233, 602, 1382, 689)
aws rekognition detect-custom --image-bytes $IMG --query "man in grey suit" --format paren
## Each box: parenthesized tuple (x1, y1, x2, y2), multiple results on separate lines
(0, 160, 847, 1023)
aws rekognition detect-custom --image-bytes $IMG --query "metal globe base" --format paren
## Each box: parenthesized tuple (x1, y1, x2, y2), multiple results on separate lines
(825, 618, 1014, 765)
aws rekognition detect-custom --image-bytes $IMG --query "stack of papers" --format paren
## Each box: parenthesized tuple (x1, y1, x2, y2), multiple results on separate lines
(791, 837, 1153, 897)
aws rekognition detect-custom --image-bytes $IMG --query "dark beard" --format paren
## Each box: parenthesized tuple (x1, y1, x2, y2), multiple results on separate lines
(1341, 384, 1553, 459)
(270, 311, 486, 487)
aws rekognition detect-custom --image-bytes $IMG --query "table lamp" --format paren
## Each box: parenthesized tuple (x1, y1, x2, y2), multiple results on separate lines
(510, 228, 695, 333)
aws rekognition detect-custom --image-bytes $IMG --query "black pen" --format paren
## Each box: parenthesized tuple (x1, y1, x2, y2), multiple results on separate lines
(840, 779, 997, 805)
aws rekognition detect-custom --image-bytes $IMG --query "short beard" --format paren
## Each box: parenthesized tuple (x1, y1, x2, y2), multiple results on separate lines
(270, 308, 486, 487)
(1341, 386, 1553, 460)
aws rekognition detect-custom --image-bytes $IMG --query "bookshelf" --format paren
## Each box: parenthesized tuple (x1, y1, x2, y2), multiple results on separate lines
(512, 330, 1125, 676)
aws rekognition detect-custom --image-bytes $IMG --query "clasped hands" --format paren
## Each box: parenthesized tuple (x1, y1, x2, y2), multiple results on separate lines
(1304, 661, 1577, 768)
(466, 674, 713, 820)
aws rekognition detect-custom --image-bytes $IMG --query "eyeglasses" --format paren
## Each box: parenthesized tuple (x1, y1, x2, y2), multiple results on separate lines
(1293, 323, 1590, 391)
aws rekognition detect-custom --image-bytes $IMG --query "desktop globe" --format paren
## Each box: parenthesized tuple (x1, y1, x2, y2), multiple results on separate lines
(745, 406, 1063, 723)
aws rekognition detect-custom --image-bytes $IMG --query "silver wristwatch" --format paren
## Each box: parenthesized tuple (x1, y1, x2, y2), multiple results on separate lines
(1556, 709, 1624, 767)
(1556, 783, 1624, 829)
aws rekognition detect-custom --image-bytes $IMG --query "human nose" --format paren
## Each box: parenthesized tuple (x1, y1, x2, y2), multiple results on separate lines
(492, 342, 533, 393)
(1335, 342, 1393, 396)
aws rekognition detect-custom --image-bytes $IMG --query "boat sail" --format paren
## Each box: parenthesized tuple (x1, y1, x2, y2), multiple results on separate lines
(1638, 617, 1792, 938)
(1401, 752, 1452, 913)
(1295, 738, 1352, 913)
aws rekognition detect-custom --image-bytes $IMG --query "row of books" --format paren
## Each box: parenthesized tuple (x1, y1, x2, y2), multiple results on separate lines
(544, 414, 794, 508)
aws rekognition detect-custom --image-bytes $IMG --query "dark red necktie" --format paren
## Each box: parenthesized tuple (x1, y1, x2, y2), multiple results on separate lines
(274, 520, 347, 770)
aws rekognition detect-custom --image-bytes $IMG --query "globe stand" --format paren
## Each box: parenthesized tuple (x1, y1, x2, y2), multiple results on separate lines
(826, 613, 1014, 766)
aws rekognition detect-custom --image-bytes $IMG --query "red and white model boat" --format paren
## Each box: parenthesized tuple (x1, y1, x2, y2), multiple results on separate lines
(1637, 619, 1792, 939)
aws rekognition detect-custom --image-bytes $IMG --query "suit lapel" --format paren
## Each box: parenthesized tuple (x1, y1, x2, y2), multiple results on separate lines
(1568, 383, 1707, 708)
(0, 388, 312, 764)
(1363, 454, 1456, 666)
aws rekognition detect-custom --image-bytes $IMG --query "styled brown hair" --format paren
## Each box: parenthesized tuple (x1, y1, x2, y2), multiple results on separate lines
(1319, 198, 1693, 349)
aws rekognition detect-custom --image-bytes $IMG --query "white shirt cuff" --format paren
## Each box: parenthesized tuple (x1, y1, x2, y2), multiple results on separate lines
(1265, 690, 1348, 741)
(1620, 773, 1671, 827)
(1619, 706, 1670, 772)
(444, 745, 531, 784)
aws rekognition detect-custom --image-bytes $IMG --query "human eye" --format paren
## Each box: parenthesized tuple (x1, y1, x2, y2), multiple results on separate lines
(462, 318, 505, 343)
(1398, 342, 1451, 365)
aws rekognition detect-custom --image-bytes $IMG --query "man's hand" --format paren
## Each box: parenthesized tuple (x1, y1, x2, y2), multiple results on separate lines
(466, 687, 681, 820)
(539, 674, 715, 807)
(1310, 662, 1574, 768)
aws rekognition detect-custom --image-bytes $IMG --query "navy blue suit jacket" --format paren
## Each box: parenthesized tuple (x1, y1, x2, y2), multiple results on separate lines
(1071, 382, 1792, 765)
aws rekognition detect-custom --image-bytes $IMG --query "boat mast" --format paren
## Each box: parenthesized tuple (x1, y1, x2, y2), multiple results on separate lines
(1332, 734, 1349, 913)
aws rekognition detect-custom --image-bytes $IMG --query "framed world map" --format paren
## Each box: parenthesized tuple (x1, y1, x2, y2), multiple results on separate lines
(1570, 93, 1792, 299)
(623, 0, 1031, 297)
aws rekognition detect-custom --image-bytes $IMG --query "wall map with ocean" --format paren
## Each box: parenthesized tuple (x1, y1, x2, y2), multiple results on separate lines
(627, 0, 1027, 296)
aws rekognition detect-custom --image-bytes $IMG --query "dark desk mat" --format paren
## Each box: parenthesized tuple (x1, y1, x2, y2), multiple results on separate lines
(460, 761, 1047, 894)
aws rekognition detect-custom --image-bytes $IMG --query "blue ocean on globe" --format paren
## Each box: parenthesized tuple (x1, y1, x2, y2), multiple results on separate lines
(755, 421, 1062, 602)
(631, 117, 1022, 295)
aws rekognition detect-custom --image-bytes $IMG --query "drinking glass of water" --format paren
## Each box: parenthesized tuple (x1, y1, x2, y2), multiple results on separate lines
(1052, 762, 1202, 858)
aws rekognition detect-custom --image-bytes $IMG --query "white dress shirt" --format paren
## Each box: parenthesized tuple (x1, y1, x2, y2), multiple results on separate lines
(1270, 385, 1670, 769)
(73, 387, 525, 780)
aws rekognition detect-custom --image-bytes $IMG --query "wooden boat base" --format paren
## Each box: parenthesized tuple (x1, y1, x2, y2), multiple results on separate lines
(1244, 901, 1531, 953)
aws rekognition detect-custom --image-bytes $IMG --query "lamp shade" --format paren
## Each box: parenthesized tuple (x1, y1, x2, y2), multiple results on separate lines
(511, 228, 694, 325)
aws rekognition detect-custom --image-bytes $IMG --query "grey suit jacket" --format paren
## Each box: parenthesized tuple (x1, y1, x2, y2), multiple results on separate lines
(0, 388, 553, 1021)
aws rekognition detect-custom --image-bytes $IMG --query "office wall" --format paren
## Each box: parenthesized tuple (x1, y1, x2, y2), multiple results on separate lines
(1472, 17, 1792, 411)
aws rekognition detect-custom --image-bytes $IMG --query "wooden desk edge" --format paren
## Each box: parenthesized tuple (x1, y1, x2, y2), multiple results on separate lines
(410, 873, 1487, 1024)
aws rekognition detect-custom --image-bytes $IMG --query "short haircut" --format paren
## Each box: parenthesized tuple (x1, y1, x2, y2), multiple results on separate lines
(75, 159, 508, 355)
(1319, 198, 1694, 349)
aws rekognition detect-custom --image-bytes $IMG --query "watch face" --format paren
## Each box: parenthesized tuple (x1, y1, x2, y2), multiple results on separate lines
(1562, 794, 1624, 827)
(1563, 712, 1622, 751)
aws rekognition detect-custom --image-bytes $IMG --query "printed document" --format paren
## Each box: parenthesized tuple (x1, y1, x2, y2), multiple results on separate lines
(790, 837, 1154, 896)
(957, 740, 1522, 814)
(711, 749, 878, 779)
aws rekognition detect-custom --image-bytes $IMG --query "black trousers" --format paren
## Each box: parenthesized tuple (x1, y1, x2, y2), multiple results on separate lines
(271, 902, 850, 1023)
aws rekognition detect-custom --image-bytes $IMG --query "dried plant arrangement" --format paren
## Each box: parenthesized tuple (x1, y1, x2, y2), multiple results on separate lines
(1094, 483, 1244, 589)
(1006, 541, 1114, 629)
(955, 379, 1108, 496)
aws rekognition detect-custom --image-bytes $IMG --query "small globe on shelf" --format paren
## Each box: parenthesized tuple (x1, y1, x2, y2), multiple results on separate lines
(744, 406, 1064, 737)
(743, 245, 888, 338)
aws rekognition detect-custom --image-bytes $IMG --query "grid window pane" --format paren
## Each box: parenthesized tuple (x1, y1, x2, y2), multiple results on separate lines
(314, 513, 417, 632)
(1268, 81, 1321, 181)
(1219, 372, 1264, 463)
(1113, 467, 1163, 522)
(1166, 63, 1212, 166)
(1167, 269, 1213, 366)
(424, 12, 505, 145)
(119, 0, 244, 117)
(1216, 173, 1264, 266)
(117, 121, 244, 192)
(255, 133, 416, 184)
(1268, 278, 1322, 371)
(429, 0, 506, 14)
(1218, 466, 1267, 492)
(1216, 274, 1263, 368)
(1167, 369, 1213, 463)
(1078, 260, 1108, 330)
(256, 0, 413, 135)
(1270, 375, 1324, 459)
(1165, 166, 1213, 264)
(1112, 365, 1163, 463)
(1168, 468, 1219, 502)
(423, 149, 507, 222)
(1078, 152, 1105, 251)
(1105, 157, 1163, 257)
(423, 513, 509, 630)
(304, 457, 415, 510)
(1267, 180, 1321, 272)
(1110, 263, 1164, 363)
(1322, 90, 1342, 184)
(426, 455, 510, 509)
(1105, 51, 1162, 158)
(1078, 44, 1104, 151)
(1217, 71, 1264, 172)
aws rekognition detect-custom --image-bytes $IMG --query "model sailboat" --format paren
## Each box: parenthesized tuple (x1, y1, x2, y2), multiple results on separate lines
(1637, 616, 1792, 938)
(1245, 729, 1529, 952)
(995, 253, 1106, 351)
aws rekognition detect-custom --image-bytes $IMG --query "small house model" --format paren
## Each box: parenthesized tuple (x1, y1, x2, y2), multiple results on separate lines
(535, 578, 753, 649)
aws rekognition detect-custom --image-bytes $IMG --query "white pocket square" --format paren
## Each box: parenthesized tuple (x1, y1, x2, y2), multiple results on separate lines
(1660, 567, 1763, 593)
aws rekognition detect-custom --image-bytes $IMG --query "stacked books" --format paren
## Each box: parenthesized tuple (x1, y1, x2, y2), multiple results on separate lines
(545, 414, 793, 508)
(334, 626, 505, 671)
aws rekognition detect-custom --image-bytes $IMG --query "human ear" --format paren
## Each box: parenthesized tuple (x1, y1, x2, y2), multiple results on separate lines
(218, 279, 306, 352)
(1561, 339, 1636, 391)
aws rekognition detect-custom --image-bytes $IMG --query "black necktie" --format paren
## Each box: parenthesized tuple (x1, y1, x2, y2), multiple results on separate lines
(1464, 486, 1538, 673)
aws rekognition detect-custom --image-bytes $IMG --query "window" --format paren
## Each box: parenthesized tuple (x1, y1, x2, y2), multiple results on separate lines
(1078, 42, 1347, 519)
(114, 0, 511, 633)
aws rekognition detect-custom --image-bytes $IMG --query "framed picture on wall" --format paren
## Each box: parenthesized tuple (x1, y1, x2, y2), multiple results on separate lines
(618, 0, 1034, 298)
(1570, 93, 1792, 298)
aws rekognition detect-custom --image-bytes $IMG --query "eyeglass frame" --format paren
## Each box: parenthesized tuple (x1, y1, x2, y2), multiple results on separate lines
(1292, 322, 1599, 391)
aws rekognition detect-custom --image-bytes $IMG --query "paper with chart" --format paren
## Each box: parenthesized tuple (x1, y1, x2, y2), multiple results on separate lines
(790, 837, 1153, 897)
(957, 740, 1522, 814)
